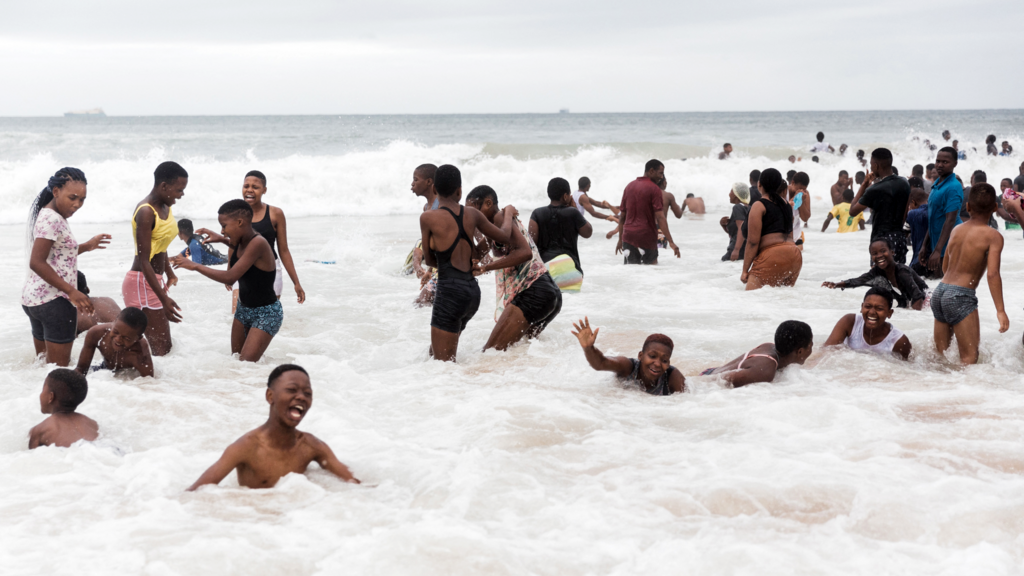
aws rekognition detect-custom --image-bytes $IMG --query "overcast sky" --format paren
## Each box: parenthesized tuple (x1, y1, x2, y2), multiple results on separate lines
(1, 0, 1021, 116)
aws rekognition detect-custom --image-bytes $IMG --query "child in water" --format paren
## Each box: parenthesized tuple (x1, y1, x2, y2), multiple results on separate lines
(28, 369, 99, 449)
(930, 183, 1009, 364)
(823, 287, 912, 359)
(701, 320, 813, 386)
(177, 218, 227, 265)
(571, 317, 685, 395)
(187, 364, 359, 490)
(75, 307, 154, 378)
(171, 200, 280, 362)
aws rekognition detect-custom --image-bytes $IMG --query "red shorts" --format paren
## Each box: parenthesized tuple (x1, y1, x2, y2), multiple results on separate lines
(122, 271, 165, 310)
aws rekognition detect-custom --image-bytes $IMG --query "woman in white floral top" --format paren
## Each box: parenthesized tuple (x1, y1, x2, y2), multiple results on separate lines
(467, 186, 563, 352)
(23, 168, 110, 366)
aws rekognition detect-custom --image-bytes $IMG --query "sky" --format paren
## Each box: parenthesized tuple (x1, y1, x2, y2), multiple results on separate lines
(1, 0, 1022, 116)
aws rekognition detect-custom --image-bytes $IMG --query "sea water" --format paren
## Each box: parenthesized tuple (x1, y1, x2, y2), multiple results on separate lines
(2, 111, 1024, 575)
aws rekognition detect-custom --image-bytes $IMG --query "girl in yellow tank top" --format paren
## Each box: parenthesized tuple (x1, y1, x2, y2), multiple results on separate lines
(132, 203, 177, 256)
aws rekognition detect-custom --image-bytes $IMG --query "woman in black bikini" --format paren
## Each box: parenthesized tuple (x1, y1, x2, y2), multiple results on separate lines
(419, 165, 517, 362)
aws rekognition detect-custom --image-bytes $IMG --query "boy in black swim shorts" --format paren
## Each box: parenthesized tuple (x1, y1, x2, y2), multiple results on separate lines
(419, 165, 516, 362)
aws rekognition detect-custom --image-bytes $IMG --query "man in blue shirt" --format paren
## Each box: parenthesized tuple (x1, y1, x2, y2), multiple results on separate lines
(919, 147, 963, 273)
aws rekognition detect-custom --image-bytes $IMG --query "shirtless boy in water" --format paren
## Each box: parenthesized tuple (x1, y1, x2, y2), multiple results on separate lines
(75, 307, 154, 378)
(701, 320, 813, 386)
(188, 364, 359, 490)
(571, 317, 685, 395)
(930, 183, 1009, 364)
(28, 369, 99, 449)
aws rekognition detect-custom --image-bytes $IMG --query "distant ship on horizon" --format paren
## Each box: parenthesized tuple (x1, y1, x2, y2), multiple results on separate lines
(64, 108, 106, 117)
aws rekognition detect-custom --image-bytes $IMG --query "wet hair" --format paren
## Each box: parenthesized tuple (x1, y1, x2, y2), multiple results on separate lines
(245, 170, 267, 186)
(811, 156, 819, 163)
(971, 170, 987, 184)
(547, 177, 571, 201)
(77, 271, 90, 295)
(642, 333, 674, 354)
(218, 199, 253, 221)
(267, 363, 309, 388)
(907, 176, 924, 190)
(578, 176, 591, 190)
(644, 159, 664, 173)
(28, 167, 88, 233)
(46, 368, 88, 411)
(838, 170, 848, 177)
(870, 148, 893, 165)
(968, 182, 997, 213)
(775, 320, 813, 357)
(912, 164, 924, 177)
(758, 168, 789, 212)
(816, 132, 825, 142)
(177, 218, 194, 236)
(118, 307, 149, 334)
(937, 146, 958, 161)
(685, 193, 695, 198)
(434, 164, 461, 198)
(864, 287, 894, 310)
(910, 188, 929, 205)
(154, 161, 188, 186)
(466, 185, 498, 206)
(415, 163, 437, 181)
(749, 169, 761, 185)
(870, 237, 893, 252)
(793, 172, 810, 187)
(842, 189, 854, 203)
(986, 134, 996, 145)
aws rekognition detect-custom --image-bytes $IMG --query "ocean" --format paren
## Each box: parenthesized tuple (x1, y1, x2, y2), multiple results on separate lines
(2, 110, 1024, 575)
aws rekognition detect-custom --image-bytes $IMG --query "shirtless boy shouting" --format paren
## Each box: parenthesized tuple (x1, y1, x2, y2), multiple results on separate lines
(188, 364, 359, 490)
(75, 307, 154, 378)
(930, 183, 1009, 364)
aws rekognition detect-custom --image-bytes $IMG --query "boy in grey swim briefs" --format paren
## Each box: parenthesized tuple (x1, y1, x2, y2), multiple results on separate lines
(931, 183, 1009, 365)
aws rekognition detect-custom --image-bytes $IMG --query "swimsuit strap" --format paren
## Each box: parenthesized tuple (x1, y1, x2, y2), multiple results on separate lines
(437, 206, 471, 252)
(738, 351, 779, 369)
(132, 203, 165, 221)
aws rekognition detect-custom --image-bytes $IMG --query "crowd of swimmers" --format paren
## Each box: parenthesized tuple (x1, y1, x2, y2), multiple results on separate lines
(17, 130, 1024, 489)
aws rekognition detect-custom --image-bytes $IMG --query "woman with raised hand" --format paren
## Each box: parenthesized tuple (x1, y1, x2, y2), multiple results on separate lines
(23, 168, 110, 365)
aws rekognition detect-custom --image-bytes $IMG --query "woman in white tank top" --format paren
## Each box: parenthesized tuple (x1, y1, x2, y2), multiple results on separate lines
(822, 287, 912, 359)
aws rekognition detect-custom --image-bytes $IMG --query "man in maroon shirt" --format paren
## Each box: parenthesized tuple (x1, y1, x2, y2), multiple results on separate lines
(615, 159, 680, 264)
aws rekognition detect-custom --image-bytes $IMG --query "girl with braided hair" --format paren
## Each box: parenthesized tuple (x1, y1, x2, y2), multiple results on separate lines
(23, 168, 111, 365)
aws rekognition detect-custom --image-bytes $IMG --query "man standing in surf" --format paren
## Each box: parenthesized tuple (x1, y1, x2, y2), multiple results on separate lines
(616, 159, 680, 264)
(123, 162, 186, 356)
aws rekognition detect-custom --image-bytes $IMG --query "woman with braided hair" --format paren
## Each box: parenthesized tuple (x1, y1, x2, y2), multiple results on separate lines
(22, 168, 111, 365)
(739, 168, 803, 290)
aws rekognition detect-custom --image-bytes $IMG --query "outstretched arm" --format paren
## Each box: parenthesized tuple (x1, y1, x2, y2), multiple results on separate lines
(822, 314, 855, 347)
(579, 195, 613, 220)
(571, 317, 634, 377)
(311, 436, 360, 484)
(171, 237, 273, 285)
(187, 439, 249, 491)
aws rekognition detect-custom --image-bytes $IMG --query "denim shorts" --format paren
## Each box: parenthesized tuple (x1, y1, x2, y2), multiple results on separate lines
(23, 297, 78, 344)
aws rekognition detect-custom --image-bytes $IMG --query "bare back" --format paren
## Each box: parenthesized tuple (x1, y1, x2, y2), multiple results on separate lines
(941, 219, 1003, 289)
(684, 197, 706, 214)
(29, 413, 99, 448)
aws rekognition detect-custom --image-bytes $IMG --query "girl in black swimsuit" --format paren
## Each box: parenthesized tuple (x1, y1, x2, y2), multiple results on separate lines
(418, 165, 517, 362)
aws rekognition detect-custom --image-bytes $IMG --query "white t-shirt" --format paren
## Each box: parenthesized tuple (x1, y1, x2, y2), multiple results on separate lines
(811, 142, 831, 153)
(571, 190, 587, 216)
(22, 208, 78, 307)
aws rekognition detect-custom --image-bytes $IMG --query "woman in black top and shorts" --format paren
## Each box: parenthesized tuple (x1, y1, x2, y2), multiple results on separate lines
(740, 168, 803, 290)
(418, 165, 517, 362)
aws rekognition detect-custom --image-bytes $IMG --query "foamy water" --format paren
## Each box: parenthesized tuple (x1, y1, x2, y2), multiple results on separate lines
(3, 111, 1024, 574)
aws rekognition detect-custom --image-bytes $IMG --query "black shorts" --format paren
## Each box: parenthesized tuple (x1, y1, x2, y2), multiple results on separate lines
(23, 297, 78, 344)
(623, 242, 658, 265)
(431, 278, 481, 334)
(510, 273, 562, 331)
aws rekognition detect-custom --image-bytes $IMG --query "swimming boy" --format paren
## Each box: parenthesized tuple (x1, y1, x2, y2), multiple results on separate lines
(930, 183, 1009, 364)
(821, 189, 865, 233)
(178, 218, 227, 265)
(467, 185, 562, 351)
(681, 193, 706, 215)
(75, 307, 154, 377)
(823, 287, 912, 359)
(571, 317, 685, 395)
(28, 368, 98, 449)
(700, 320, 813, 386)
(822, 239, 927, 309)
(124, 161, 186, 356)
(171, 200, 280, 362)
(187, 364, 359, 490)
(419, 165, 517, 362)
